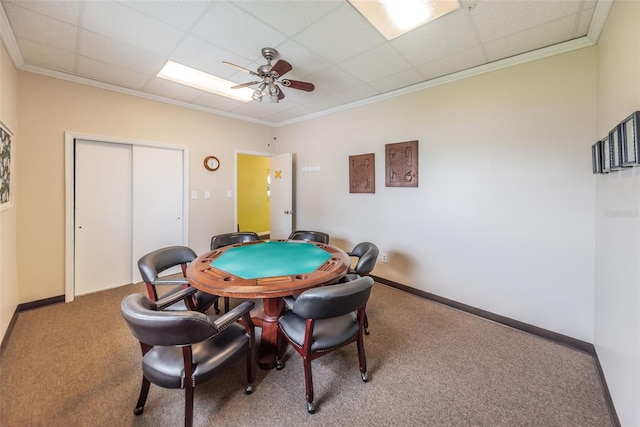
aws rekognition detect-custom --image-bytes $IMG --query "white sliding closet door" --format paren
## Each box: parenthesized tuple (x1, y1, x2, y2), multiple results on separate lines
(74, 139, 185, 296)
(131, 145, 184, 283)
(75, 140, 133, 295)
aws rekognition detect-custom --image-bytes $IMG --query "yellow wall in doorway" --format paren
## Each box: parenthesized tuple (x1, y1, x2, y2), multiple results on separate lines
(237, 154, 270, 234)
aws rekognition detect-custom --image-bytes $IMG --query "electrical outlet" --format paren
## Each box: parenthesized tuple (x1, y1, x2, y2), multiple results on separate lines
(381, 253, 388, 263)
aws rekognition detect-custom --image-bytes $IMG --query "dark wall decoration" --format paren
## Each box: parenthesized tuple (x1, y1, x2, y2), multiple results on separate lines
(349, 153, 375, 193)
(0, 122, 13, 211)
(385, 140, 418, 187)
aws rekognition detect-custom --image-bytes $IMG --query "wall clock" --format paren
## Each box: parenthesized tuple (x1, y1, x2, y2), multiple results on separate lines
(204, 155, 220, 171)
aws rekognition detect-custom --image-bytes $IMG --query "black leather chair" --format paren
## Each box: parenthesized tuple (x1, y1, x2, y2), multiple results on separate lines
(287, 230, 329, 244)
(345, 242, 379, 279)
(342, 242, 379, 334)
(138, 246, 220, 313)
(121, 288, 256, 427)
(210, 231, 260, 251)
(276, 276, 374, 414)
(210, 232, 260, 312)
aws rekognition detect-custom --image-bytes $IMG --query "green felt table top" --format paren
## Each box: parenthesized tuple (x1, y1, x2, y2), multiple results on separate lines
(211, 241, 332, 280)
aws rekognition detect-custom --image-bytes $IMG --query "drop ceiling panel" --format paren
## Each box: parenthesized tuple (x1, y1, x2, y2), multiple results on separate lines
(234, 0, 342, 38)
(483, 15, 578, 62)
(122, 0, 212, 32)
(471, 0, 583, 42)
(171, 36, 249, 80)
(3, 4, 77, 53)
(82, 1, 184, 56)
(340, 44, 413, 83)
(79, 30, 164, 75)
(3, 0, 79, 25)
(369, 68, 427, 93)
(391, 9, 479, 66)
(16, 38, 76, 73)
(191, 1, 287, 61)
(77, 56, 151, 90)
(294, 4, 386, 64)
(0, 0, 611, 125)
(417, 46, 487, 81)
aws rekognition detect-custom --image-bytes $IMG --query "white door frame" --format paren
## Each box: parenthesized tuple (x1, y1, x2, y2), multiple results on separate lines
(64, 132, 190, 303)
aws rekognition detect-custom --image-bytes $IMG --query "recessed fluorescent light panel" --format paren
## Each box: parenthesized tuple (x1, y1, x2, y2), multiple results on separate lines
(157, 61, 253, 102)
(349, 0, 460, 40)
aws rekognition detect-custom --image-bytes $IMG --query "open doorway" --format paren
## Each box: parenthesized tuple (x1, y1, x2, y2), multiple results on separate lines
(236, 153, 271, 239)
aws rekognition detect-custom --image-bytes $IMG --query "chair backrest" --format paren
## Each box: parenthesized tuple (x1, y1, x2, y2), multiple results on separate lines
(350, 242, 379, 275)
(137, 246, 197, 283)
(211, 232, 259, 250)
(121, 293, 217, 347)
(288, 230, 330, 244)
(291, 276, 374, 320)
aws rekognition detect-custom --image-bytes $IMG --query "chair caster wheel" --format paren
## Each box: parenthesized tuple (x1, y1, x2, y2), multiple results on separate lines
(245, 384, 254, 394)
(276, 360, 284, 370)
(361, 372, 369, 382)
(364, 328, 370, 335)
(134, 407, 144, 416)
(307, 402, 316, 414)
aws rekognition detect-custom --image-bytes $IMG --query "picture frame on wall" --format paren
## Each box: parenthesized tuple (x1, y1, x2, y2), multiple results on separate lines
(609, 125, 623, 170)
(621, 111, 639, 166)
(592, 140, 603, 174)
(602, 135, 611, 173)
(385, 140, 418, 187)
(0, 121, 14, 212)
(349, 153, 375, 193)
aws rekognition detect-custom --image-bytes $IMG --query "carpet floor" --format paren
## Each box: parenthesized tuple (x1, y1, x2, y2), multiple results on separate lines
(0, 282, 613, 426)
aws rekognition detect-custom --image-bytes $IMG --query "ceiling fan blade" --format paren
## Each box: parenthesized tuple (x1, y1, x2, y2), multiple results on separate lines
(281, 79, 315, 92)
(271, 59, 292, 77)
(222, 61, 258, 76)
(231, 81, 261, 89)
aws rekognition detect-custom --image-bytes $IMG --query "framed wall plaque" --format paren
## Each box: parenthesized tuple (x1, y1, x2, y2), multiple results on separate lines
(602, 135, 611, 173)
(385, 140, 418, 187)
(349, 153, 375, 193)
(609, 125, 623, 170)
(621, 111, 639, 166)
(0, 121, 14, 212)
(592, 140, 602, 174)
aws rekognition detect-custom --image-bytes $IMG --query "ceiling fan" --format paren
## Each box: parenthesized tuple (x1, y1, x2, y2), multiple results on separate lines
(223, 47, 315, 103)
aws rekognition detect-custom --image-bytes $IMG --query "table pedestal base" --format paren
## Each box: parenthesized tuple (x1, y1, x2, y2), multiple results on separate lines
(257, 297, 286, 369)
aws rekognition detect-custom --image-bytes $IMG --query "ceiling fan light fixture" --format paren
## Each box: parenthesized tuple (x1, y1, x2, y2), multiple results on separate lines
(252, 90, 263, 102)
(348, 0, 460, 40)
(224, 47, 315, 104)
(157, 60, 253, 102)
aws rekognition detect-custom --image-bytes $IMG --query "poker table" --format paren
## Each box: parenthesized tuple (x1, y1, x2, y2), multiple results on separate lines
(187, 239, 350, 369)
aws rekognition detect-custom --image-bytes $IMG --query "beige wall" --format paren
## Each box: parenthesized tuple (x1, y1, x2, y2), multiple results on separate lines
(16, 72, 271, 302)
(594, 1, 640, 425)
(275, 47, 597, 342)
(0, 40, 18, 339)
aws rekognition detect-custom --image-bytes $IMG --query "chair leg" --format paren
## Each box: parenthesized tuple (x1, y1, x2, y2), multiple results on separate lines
(184, 382, 194, 427)
(134, 377, 150, 415)
(245, 342, 256, 394)
(213, 299, 220, 314)
(364, 311, 370, 335)
(303, 357, 315, 413)
(224, 296, 230, 313)
(357, 334, 369, 382)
